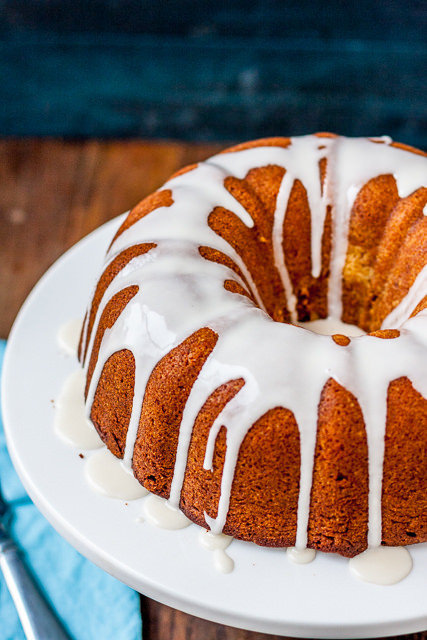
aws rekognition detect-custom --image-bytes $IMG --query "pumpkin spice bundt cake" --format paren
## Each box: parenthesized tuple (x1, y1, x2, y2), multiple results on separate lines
(78, 133, 427, 559)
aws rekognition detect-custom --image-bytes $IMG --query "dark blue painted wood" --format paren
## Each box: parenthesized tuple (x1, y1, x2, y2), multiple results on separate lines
(2, 1, 426, 42)
(1, 1, 426, 145)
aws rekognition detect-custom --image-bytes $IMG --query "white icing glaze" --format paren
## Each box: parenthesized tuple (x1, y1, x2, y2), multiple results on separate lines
(57, 318, 83, 355)
(213, 550, 234, 574)
(143, 494, 191, 530)
(80, 135, 427, 557)
(381, 263, 427, 329)
(349, 546, 413, 585)
(297, 317, 365, 337)
(54, 369, 104, 449)
(85, 448, 148, 500)
(287, 547, 316, 564)
(327, 136, 426, 319)
(199, 531, 234, 573)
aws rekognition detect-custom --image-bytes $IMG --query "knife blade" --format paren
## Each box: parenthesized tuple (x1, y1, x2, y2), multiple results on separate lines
(0, 483, 71, 640)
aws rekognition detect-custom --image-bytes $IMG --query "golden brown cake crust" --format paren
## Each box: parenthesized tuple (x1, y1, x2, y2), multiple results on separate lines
(282, 180, 332, 321)
(208, 165, 290, 322)
(109, 189, 173, 248)
(382, 377, 427, 547)
(132, 328, 219, 497)
(90, 349, 135, 457)
(85, 285, 138, 397)
(81, 134, 427, 558)
(80, 243, 156, 363)
(308, 379, 369, 557)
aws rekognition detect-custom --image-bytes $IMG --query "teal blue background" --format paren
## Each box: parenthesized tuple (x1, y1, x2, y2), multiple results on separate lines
(0, 1, 426, 146)
(0, 340, 142, 640)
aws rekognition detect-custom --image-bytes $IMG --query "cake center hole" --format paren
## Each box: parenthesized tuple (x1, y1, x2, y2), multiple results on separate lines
(295, 317, 366, 337)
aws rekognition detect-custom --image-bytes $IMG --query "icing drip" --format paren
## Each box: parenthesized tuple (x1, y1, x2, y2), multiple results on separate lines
(272, 174, 298, 321)
(297, 317, 365, 337)
(81, 135, 427, 556)
(271, 136, 333, 318)
(57, 318, 83, 355)
(199, 531, 234, 573)
(327, 137, 427, 319)
(86, 448, 148, 500)
(349, 546, 412, 585)
(55, 368, 103, 449)
(287, 547, 316, 564)
(381, 266, 427, 329)
(143, 495, 191, 530)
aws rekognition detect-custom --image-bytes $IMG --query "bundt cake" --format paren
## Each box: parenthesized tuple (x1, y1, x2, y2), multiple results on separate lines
(78, 133, 427, 558)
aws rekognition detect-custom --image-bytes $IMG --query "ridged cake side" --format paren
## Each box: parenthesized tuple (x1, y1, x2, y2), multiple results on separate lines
(79, 134, 427, 557)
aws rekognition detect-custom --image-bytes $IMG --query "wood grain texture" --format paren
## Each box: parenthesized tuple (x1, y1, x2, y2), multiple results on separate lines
(2, 138, 427, 639)
(141, 598, 427, 640)
(141, 598, 306, 640)
(0, 138, 222, 338)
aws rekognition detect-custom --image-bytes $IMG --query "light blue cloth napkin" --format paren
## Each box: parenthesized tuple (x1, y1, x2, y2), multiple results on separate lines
(0, 340, 142, 640)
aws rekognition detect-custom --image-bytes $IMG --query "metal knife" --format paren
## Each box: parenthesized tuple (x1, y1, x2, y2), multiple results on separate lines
(0, 484, 71, 640)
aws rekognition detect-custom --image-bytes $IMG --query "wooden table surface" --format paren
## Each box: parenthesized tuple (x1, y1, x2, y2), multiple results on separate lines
(1, 138, 427, 640)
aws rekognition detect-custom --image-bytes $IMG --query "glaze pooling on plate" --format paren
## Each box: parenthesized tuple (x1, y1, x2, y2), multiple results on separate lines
(349, 547, 413, 586)
(85, 448, 148, 501)
(6, 210, 427, 638)
(199, 530, 234, 574)
(54, 368, 103, 449)
(57, 318, 83, 356)
(143, 494, 192, 530)
(287, 546, 317, 565)
(54, 352, 415, 585)
(79, 135, 427, 558)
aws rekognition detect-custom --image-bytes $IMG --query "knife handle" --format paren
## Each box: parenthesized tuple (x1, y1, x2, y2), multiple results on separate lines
(0, 538, 71, 640)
